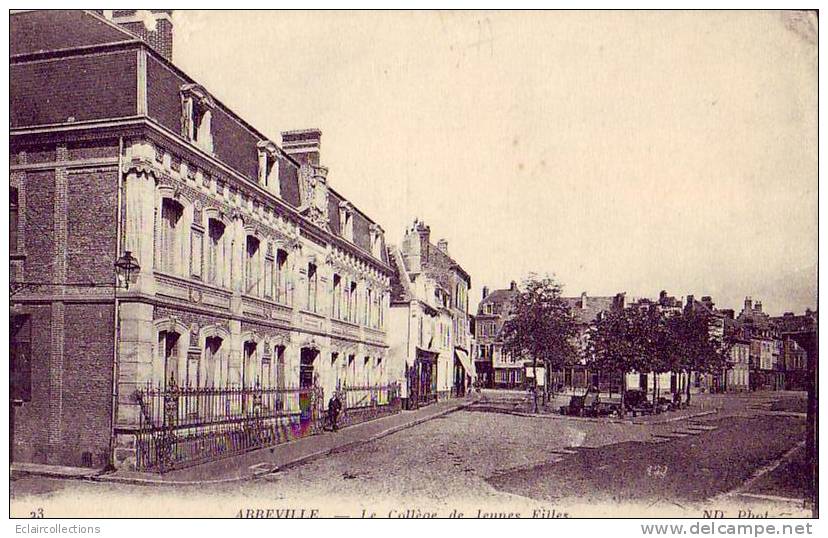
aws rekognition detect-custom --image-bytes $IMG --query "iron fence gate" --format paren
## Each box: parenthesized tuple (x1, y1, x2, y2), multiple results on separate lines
(134, 380, 324, 472)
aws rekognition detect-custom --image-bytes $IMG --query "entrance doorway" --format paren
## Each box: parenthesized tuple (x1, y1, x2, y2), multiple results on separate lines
(300, 348, 319, 388)
(299, 347, 320, 429)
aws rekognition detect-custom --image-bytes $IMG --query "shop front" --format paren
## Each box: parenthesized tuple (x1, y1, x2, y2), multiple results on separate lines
(405, 349, 438, 409)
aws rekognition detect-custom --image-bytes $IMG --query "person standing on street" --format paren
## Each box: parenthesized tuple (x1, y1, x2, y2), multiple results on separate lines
(328, 393, 343, 432)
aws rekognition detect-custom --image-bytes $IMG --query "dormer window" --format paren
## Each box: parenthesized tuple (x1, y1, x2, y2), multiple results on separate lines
(180, 84, 215, 153)
(339, 201, 354, 242)
(257, 141, 280, 196)
(369, 223, 383, 259)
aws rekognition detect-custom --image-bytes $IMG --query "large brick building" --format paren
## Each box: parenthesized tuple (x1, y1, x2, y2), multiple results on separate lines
(10, 10, 394, 470)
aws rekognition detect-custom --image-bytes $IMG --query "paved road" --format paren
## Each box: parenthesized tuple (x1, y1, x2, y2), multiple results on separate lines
(10, 391, 810, 518)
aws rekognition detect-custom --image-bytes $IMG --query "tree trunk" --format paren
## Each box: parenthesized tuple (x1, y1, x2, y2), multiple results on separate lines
(653, 372, 658, 407)
(686, 370, 692, 405)
(532, 357, 538, 413)
(619, 371, 626, 418)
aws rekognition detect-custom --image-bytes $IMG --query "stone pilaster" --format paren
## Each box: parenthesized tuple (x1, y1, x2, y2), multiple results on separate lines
(47, 302, 64, 463)
(47, 146, 68, 463)
(227, 318, 243, 385)
(123, 166, 157, 294)
(115, 302, 155, 428)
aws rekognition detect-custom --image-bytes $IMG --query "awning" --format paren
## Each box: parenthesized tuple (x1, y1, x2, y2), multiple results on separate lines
(415, 347, 439, 361)
(454, 348, 475, 380)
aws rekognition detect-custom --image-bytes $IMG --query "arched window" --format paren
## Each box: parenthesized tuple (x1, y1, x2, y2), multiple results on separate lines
(206, 218, 226, 287)
(245, 236, 261, 296)
(158, 198, 185, 275)
(275, 345, 286, 390)
(158, 330, 181, 389)
(243, 340, 258, 388)
(203, 336, 225, 388)
(363, 356, 371, 385)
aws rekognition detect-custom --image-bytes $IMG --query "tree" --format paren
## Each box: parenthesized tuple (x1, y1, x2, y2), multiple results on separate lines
(641, 307, 677, 407)
(668, 309, 730, 405)
(501, 274, 578, 413)
(585, 307, 650, 416)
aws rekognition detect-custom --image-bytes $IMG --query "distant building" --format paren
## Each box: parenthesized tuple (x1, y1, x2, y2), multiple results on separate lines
(475, 282, 521, 388)
(771, 310, 817, 390)
(476, 285, 620, 391)
(738, 298, 784, 391)
(722, 314, 750, 392)
(556, 292, 620, 392)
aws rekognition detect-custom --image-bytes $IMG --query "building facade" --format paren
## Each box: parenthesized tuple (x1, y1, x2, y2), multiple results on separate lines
(737, 297, 784, 391)
(388, 221, 474, 408)
(10, 10, 394, 470)
(771, 310, 817, 391)
(475, 282, 521, 388)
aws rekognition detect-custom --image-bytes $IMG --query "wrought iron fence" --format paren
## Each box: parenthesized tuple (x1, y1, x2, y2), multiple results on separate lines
(337, 382, 401, 428)
(340, 383, 398, 409)
(134, 381, 324, 472)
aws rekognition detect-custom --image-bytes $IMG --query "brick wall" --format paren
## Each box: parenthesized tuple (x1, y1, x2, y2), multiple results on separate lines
(11, 51, 137, 127)
(61, 303, 115, 467)
(12, 139, 120, 468)
(24, 170, 56, 282)
(13, 305, 52, 463)
(117, 18, 173, 61)
(67, 167, 119, 284)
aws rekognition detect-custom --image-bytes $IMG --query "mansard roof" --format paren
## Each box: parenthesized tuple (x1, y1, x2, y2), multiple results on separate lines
(11, 9, 389, 268)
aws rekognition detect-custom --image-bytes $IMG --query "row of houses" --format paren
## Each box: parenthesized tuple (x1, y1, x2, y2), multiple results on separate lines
(9, 10, 474, 472)
(473, 284, 816, 395)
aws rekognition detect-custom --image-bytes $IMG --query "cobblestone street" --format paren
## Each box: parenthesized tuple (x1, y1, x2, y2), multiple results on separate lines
(11, 392, 810, 518)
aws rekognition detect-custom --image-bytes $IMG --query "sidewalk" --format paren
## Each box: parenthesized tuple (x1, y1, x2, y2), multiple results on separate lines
(93, 396, 473, 485)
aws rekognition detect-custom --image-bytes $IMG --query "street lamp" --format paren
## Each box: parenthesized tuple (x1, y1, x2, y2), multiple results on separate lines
(114, 250, 140, 290)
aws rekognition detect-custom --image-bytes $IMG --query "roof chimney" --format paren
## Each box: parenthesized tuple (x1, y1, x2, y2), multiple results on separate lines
(281, 129, 322, 167)
(401, 219, 431, 272)
(482, 286, 489, 300)
(510, 281, 518, 291)
(580, 291, 588, 309)
(109, 10, 174, 61)
(436, 238, 449, 254)
(745, 297, 753, 311)
(755, 301, 763, 312)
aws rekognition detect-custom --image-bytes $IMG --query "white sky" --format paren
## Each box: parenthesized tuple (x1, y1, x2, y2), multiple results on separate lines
(171, 10, 817, 316)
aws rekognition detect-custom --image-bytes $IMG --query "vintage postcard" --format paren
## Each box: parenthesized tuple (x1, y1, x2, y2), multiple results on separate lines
(7, 8, 818, 522)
